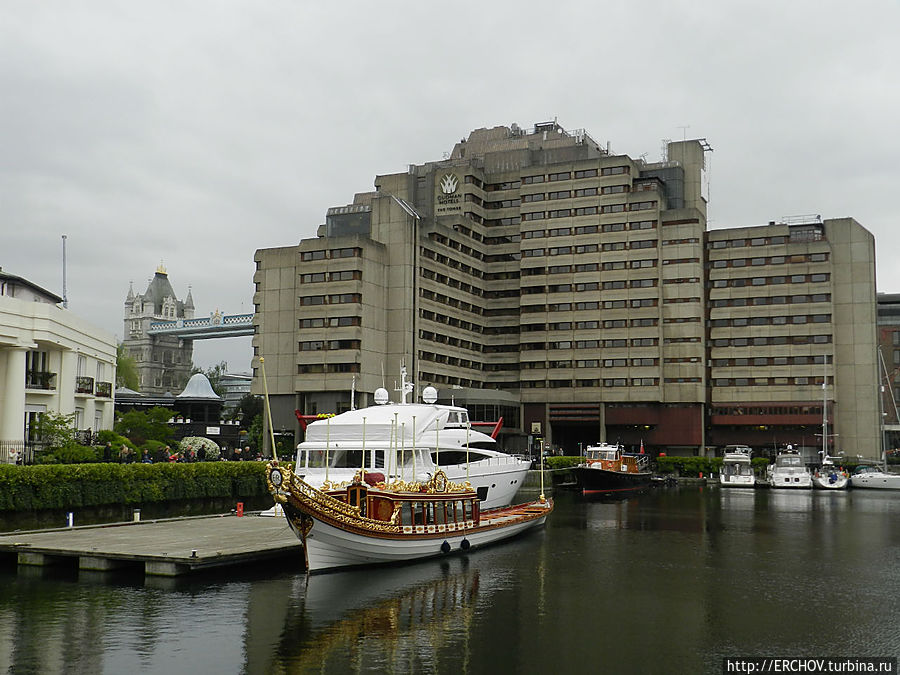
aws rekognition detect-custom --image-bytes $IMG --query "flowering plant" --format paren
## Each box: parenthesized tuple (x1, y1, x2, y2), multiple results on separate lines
(178, 436, 220, 461)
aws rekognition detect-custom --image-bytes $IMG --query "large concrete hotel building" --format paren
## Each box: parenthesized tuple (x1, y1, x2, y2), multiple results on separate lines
(253, 122, 879, 459)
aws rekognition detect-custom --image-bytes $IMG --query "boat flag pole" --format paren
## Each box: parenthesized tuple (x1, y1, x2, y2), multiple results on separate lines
(259, 358, 278, 463)
(325, 417, 330, 484)
(361, 417, 367, 473)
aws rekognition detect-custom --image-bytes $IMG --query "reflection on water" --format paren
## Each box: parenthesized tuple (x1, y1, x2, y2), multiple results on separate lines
(0, 486, 897, 674)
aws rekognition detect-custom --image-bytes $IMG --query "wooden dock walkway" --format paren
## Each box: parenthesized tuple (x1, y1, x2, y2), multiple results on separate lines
(0, 513, 303, 577)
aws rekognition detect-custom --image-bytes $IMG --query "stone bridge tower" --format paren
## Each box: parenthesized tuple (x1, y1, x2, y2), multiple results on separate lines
(122, 265, 195, 394)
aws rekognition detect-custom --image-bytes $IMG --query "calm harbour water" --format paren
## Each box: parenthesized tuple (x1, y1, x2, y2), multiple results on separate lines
(0, 485, 897, 674)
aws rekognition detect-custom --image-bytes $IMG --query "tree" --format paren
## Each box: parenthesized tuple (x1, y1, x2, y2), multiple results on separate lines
(35, 411, 77, 450)
(114, 407, 175, 446)
(233, 393, 262, 427)
(116, 343, 140, 391)
(191, 361, 227, 396)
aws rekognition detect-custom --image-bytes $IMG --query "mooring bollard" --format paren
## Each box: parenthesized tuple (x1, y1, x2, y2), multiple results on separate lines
(133, 509, 141, 522)
(236, 502, 244, 517)
(66, 512, 74, 528)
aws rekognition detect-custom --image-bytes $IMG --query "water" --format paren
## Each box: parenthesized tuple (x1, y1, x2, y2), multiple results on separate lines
(0, 486, 897, 674)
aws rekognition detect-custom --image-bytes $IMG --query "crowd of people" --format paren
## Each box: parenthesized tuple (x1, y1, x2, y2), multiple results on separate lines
(103, 443, 264, 464)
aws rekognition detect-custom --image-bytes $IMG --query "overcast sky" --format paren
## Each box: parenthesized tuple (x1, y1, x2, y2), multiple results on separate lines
(2, 1, 898, 373)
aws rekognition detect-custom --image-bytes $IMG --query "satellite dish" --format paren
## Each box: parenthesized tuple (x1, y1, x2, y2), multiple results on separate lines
(374, 388, 389, 405)
(422, 386, 438, 404)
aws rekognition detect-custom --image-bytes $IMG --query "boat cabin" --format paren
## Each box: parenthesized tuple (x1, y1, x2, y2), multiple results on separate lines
(325, 471, 481, 535)
(583, 444, 649, 474)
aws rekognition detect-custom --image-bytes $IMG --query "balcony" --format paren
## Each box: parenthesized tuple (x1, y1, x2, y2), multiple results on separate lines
(96, 381, 113, 398)
(76, 376, 95, 395)
(25, 370, 56, 391)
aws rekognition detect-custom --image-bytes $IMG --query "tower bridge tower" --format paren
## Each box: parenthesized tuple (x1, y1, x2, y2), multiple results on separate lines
(123, 265, 194, 394)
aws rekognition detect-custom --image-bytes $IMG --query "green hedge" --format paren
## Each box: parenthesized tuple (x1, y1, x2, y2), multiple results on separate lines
(545, 456, 583, 470)
(0, 462, 272, 512)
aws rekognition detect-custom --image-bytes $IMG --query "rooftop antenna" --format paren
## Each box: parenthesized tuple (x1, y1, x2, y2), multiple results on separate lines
(61, 234, 68, 308)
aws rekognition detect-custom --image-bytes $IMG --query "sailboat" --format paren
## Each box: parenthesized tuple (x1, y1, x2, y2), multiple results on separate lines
(851, 349, 900, 490)
(812, 356, 848, 490)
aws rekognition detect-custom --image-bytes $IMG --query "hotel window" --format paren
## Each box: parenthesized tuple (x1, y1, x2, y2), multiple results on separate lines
(631, 260, 656, 268)
(330, 247, 360, 259)
(301, 250, 326, 261)
(548, 209, 571, 219)
(575, 187, 598, 197)
(523, 193, 545, 202)
(523, 212, 545, 221)
(630, 201, 656, 211)
(575, 244, 598, 254)
(574, 169, 598, 179)
(604, 359, 627, 367)
(575, 206, 598, 216)
(576, 263, 600, 272)
(575, 224, 598, 235)
(548, 190, 571, 200)
(601, 204, 626, 214)
(602, 222, 625, 232)
(548, 227, 572, 237)
(601, 166, 629, 176)
(522, 175, 545, 184)
(575, 282, 598, 291)
(548, 172, 571, 182)
(630, 220, 656, 230)
(602, 185, 628, 194)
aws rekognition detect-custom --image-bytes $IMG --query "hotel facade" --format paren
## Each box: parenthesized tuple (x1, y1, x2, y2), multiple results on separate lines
(253, 122, 879, 459)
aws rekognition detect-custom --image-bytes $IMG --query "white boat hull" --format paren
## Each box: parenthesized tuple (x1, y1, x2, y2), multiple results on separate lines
(719, 475, 755, 488)
(768, 470, 812, 489)
(850, 471, 900, 489)
(299, 508, 549, 572)
(812, 472, 849, 490)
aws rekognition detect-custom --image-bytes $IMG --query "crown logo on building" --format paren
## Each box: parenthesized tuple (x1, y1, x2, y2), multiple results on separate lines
(440, 173, 458, 194)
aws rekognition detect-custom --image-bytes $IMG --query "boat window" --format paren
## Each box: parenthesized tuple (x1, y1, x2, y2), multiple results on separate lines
(435, 502, 447, 525)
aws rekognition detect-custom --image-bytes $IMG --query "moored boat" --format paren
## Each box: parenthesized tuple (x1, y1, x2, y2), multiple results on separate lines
(766, 447, 812, 489)
(719, 445, 755, 488)
(572, 443, 651, 494)
(812, 457, 849, 490)
(849, 464, 900, 490)
(293, 370, 532, 510)
(265, 463, 552, 573)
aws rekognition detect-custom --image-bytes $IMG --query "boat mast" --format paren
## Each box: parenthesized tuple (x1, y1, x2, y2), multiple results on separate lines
(822, 355, 828, 462)
(877, 348, 899, 471)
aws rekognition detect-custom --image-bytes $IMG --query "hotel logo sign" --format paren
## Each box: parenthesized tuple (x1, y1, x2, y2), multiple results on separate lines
(435, 172, 462, 216)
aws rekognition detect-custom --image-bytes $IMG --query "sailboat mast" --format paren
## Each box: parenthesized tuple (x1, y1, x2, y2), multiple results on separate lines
(822, 355, 828, 461)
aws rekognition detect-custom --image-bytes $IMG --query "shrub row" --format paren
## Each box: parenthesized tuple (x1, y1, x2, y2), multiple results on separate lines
(0, 462, 272, 512)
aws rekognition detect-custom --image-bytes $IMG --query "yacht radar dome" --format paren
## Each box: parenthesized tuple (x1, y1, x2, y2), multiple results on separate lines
(374, 388, 389, 405)
(422, 386, 438, 404)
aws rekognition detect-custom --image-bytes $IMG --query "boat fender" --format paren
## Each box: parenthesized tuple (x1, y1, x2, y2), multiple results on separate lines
(460, 538, 471, 551)
(440, 540, 451, 554)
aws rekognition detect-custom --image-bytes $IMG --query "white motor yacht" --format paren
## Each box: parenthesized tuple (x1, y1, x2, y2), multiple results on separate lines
(719, 445, 756, 488)
(291, 372, 532, 510)
(767, 447, 812, 489)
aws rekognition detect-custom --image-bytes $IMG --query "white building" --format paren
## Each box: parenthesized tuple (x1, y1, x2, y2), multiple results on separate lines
(0, 269, 117, 463)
